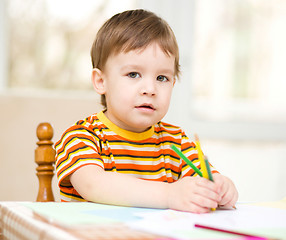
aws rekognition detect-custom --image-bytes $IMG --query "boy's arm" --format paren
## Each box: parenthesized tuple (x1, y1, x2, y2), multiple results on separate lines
(70, 165, 222, 213)
(70, 165, 169, 208)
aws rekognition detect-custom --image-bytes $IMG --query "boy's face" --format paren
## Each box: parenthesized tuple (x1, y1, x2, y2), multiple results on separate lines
(93, 42, 176, 133)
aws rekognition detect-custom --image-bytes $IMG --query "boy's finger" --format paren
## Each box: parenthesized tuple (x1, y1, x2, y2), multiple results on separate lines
(191, 194, 218, 210)
(194, 184, 221, 203)
(197, 177, 220, 193)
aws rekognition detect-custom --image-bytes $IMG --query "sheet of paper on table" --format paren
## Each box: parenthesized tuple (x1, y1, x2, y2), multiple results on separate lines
(23, 201, 286, 240)
(128, 204, 286, 239)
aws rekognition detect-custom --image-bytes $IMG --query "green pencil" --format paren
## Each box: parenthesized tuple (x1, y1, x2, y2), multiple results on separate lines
(204, 156, 216, 211)
(204, 157, 213, 182)
(171, 145, 203, 177)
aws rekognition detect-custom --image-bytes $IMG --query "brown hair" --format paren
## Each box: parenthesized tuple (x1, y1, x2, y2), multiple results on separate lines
(91, 9, 180, 107)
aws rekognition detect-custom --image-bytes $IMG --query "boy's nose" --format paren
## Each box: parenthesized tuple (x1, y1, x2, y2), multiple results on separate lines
(140, 79, 156, 96)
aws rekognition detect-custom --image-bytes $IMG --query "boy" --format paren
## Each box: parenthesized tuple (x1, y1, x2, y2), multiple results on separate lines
(55, 9, 238, 213)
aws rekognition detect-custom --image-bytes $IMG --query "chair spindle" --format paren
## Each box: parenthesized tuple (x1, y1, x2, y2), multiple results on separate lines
(35, 122, 56, 202)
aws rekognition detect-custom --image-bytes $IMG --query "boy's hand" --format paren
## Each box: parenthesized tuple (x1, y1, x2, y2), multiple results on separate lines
(213, 173, 238, 208)
(167, 176, 221, 213)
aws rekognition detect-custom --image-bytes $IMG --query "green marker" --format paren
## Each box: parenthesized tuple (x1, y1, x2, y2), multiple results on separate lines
(171, 144, 203, 177)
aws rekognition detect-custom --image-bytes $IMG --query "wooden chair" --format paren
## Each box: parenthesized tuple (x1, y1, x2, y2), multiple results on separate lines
(35, 123, 56, 202)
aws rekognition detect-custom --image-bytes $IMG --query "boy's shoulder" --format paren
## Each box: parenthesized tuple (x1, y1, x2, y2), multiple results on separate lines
(70, 112, 108, 135)
(155, 121, 185, 135)
(55, 113, 101, 146)
(156, 120, 180, 129)
(75, 113, 100, 127)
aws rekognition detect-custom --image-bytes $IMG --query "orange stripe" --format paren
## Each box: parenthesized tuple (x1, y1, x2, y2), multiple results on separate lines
(57, 153, 102, 177)
(56, 131, 98, 155)
(56, 140, 98, 166)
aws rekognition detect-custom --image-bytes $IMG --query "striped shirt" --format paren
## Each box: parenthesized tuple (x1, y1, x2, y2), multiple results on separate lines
(55, 111, 217, 202)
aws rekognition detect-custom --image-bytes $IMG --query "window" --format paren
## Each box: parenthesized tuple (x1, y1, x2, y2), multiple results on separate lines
(191, 0, 286, 124)
(5, 0, 136, 91)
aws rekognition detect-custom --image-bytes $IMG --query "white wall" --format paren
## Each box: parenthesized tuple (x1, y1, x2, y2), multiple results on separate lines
(204, 140, 286, 202)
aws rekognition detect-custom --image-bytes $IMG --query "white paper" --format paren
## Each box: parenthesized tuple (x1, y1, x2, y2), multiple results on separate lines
(128, 204, 286, 239)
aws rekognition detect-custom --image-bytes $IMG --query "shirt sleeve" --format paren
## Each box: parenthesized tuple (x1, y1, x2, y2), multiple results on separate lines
(55, 125, 104, 187)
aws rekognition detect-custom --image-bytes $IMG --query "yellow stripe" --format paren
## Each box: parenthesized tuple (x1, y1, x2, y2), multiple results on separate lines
(97, 111, 154, 141)
(102, 126, 182, 139)
(60, 191, 87, 202)
(57, 130, 97, 159)
(118, 168, 167, 176)
(58, 158, 103, 180)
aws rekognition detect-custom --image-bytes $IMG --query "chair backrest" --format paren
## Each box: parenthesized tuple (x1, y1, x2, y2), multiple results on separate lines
(35, 123, 56, 202)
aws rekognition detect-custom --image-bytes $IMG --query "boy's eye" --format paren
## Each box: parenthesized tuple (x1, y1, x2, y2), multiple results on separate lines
(157, 75, 168, 82)
(128, 72, 140, 78)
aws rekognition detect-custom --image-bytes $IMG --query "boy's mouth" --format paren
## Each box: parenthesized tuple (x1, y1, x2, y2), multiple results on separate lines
(135, 104, 155, 110)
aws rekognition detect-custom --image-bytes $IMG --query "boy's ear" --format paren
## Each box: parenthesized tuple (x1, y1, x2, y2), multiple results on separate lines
(91, 68, 106, 94)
